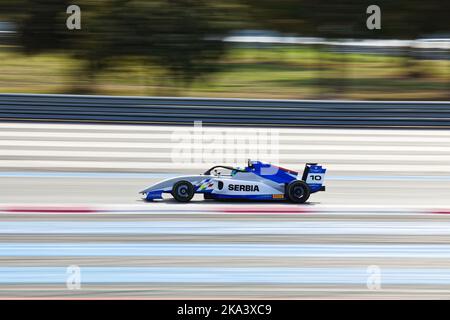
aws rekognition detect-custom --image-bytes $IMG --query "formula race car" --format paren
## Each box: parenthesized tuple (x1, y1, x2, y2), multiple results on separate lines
(140, 160, 326, 203)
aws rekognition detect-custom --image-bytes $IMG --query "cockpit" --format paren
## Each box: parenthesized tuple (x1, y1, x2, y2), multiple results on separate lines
(203, 165, 244, 176)
(203, 160, 255, 176)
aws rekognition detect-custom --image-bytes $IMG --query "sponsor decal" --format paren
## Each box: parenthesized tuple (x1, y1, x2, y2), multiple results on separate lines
(228, 184, 260, 192)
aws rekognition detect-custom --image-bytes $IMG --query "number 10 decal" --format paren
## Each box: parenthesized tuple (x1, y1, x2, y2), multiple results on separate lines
(306, 173, 324, 183)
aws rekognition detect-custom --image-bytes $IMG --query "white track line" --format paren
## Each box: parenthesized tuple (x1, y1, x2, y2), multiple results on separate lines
(1, 140, 449, 153)
(1, 149, 450, 162)
(0, 160, 449, 172)
(2, 130, 450, 143)
(3, 122, 450, 136)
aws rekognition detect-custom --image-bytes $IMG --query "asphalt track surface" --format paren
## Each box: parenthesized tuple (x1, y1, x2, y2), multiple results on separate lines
(1, 123, 450, 298)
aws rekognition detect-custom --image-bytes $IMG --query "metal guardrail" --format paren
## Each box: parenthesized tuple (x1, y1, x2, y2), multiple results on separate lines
(0, 93, 449, 127)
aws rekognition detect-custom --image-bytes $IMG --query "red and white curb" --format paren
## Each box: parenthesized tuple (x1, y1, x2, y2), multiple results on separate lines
(0, 204, 448, 215)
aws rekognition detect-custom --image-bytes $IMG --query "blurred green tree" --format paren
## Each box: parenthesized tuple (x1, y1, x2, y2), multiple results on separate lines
(0, 0, 447, 95)
(0, 0, 230, 92)
(83, 0, 228, 88)
(241, 0, 449, 95)
(0, 0, 71, 54)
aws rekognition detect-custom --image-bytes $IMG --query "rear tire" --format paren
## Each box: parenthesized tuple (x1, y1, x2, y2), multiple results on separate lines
(286, 180, 310, 203)
(171, 181, 194, 202)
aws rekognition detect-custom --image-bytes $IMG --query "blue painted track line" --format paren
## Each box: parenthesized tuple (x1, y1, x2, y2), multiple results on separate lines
(1, 171, 450, 181)
(3, 243, 450, 258)
(0, 171, 179, 178)
(2, 221, 450, 235)
(1, 267, 450, 285)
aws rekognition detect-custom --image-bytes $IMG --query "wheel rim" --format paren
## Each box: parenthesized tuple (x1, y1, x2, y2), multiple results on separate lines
(177, 185, 189, 198)
(292, 186, 304, 199)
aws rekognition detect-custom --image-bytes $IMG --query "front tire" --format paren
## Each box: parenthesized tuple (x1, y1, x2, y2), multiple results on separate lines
(171, 181, 195, 202)
(286, 180, 311, 203)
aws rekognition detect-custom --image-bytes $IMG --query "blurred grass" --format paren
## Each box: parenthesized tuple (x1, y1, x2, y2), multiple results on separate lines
(0, 45, 448, 100)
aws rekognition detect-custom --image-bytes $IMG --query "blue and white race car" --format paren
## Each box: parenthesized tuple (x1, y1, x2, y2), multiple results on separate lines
(140, 160, 326, 203)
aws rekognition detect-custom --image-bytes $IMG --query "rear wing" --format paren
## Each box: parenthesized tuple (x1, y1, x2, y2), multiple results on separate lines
(302, 163, 326, 192)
